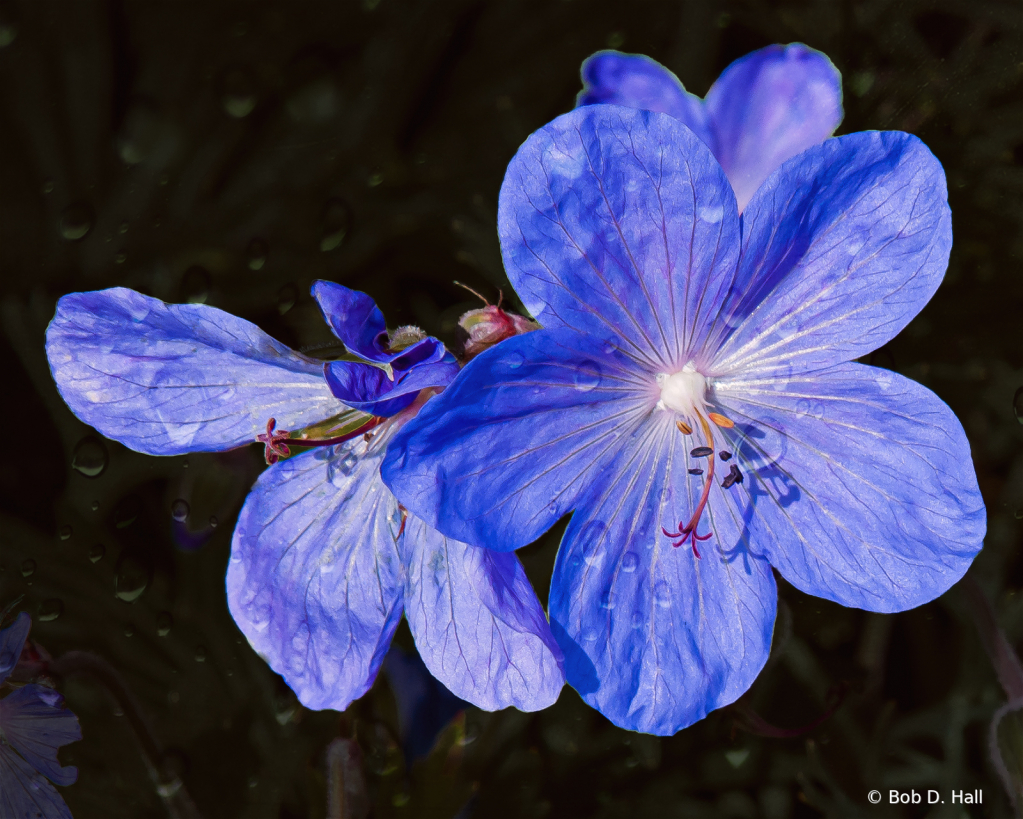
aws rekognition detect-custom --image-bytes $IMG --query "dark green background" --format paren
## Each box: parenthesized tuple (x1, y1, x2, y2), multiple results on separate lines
(0, 1, 1020, 817)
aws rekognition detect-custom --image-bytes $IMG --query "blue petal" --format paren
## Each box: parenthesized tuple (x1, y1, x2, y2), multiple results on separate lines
(323, 348, 459, 417)
(46, 288, 342, 455)
(549, 416, 776, 735)
(577, 52, 711, 146)
(705, 44, 842, 211)
(226, 438, 404, 711)
(498, 105, 740, 369)
(0, 686, 80, 787)
(713, 363, 984, 611)
(0, 744, 73, 819)
(383, 646, 466, 763)
(710, 131, 951, 377)
(0, 613, 30, 684)
(383, 327, 647, 551)
(399, 514, 565, 711)
(311, 281, 390, 362)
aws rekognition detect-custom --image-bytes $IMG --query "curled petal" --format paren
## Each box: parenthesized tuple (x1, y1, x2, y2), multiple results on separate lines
(311, 281, 390, 362)
(383, 328, 644, 551)
(549, 419, 775, 734)
(705, 44, 842, 211)
(226, 439, 404, 711)
(323, 349, 458, 417)
(0, 685, 81, 786)
(710, 131, 951, 377)
(498, 105, 740, 369)
(46, 288, 341, 455)
(714, 363, 985, 611)
(0, 744, 73, 819)
(0, 613, 30, 684)
(399, 514, 565, 711)
(577, 51, 711, 146)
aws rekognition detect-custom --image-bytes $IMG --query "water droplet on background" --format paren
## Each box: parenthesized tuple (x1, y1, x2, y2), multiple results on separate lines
(58, 525, 72, 541)
(194, 645, 207, 662)
(21, 559, 35, 577)
(124, 623, 135, 637)
(180, 265, 210, 304)
(209, 516, 218, 529)
(41, 179, 54, 194)
(113, 495, 142, 528)
(221, 68, 257, 118)
(156, 611, 173, 636)
(88, 543, 105, 563)
(38, 599, 63, 622)
(277, 283, 298, 315)
(1014, 386, 1023, 424)
(246, 238, 268, 270)
(91, 501, 100, 512)
(59, 203, 93, 241)
(320, 199, 351, 252)
(115, 550, 152, 603)
(171, 499, 190, 522)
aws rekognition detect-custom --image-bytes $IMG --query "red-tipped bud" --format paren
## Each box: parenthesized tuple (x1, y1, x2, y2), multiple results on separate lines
(458, 305, 539, 360)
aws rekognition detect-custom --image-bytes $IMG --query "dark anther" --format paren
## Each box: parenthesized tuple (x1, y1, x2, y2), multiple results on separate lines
(719, 451, 732, 461)
(690, 446, 713, 458)
(721, 464, 744, 489)
(688, 468, 703, 475)
(256, 418, 291, 465)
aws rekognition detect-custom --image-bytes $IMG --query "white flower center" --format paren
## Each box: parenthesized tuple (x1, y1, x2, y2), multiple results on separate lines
(655, 362, 707, 416)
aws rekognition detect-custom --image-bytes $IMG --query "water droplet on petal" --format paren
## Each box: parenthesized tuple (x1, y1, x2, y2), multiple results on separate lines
(573, 365, 601, 393)
(115, 549, 151, 603)
(581, 628, 599, 642)
(631, 610, 645, 629)
(320, 199, 351, 252)
(59, 202, 93, 241)
(88, 543, 105, 563)
(277, 283, 298, 315)
(246, 238, 268, 270)
(21, 558, 35, 577)
(38, 598, 63, 621)
(621, 552, 639, 572)
(171, 499, 190, 522)
(600, 591, 616, 610)
(58, 525, 72, 541)
(1014, 386, 1023, 424)
(654, 581, 671, 608)
(506, 352, 524, 369)
(156, 611, 173, 636)
(180, 265, 210, 304)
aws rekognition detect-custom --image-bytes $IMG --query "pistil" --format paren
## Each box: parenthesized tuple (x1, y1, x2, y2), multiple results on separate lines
(257, 416, 384, 465)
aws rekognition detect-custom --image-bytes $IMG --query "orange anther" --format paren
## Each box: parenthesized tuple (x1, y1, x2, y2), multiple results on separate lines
(675, 420, 693, 435)
(708, 412, 734, 429)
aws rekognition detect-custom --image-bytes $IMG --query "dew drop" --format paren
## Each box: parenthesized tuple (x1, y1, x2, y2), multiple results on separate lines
(38, 598, 63, 622)
(59, 202, 94, 241)
(21, 558, 35, 577)
(506, 352, 524, 369)
(88, 543, 105, 563)
(58, 525, 72, 541)
(320, 199, 351, 252)
(246, 237, 268, 270)
(1014, 386, 1023, 424)
(171, 499, 190, 522)
(621, 552, 639, 572)
(180, 265, 210, 304)
(277, 283, 298, 315)
(156, 611, 173, 636)
(194, 645, 207, 663)
(115, 549, 152, 603)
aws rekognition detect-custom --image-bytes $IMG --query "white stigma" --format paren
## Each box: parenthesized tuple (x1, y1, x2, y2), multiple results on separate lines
(655, 362, 707, 416)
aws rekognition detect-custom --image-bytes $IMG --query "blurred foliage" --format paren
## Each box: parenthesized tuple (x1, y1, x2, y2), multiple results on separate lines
(0, 0, 1020, 817)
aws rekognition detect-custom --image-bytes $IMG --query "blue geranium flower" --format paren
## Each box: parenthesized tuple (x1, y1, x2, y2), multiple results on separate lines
(382, 105, 986, 734)
(45, 282, 564, 714)
(0, 613, 81, 819)
(578, 43, 842, 211)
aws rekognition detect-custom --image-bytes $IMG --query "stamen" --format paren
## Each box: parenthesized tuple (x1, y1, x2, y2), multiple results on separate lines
(690, 446, 713, 458)
(675, 420, 693, 435)
(257, 416, 384, 466)
(721, 464, 744, 489)
(709, 412, 734, 428)
(688, 468, 703, 475)
(719, 451, 732, 461)
(665, 414, 717, 558)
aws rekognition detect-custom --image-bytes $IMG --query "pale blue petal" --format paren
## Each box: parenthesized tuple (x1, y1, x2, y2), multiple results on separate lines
(0, 686, 80, 787)
(46, 288, 341, 455)
(549, 416, 776, 735)
(705, 44, 842, 210)
(382, 328, 648, 552)
(709, 131, 952, 377)
(226, 436, 404, 711)
(498, 105, 739, 369)
(399, 514, 564, 711)
(713, 363, 985, 611)
(0, 744, 72, 819)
